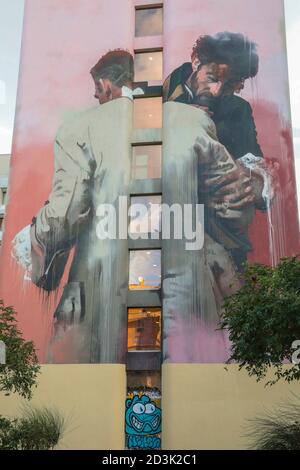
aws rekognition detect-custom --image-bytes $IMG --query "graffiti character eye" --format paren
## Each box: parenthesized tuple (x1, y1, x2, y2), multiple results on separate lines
(133, 403, 145, 414)
(145, 403, 156, 414)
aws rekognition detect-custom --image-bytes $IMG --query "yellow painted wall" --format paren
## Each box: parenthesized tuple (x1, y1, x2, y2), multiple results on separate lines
(162, 364, 300, 450)
(0, 364, 126, 450)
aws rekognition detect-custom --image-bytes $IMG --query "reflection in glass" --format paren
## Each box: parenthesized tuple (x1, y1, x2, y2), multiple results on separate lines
(128, 308, 161, 351)
(129, 195, 161, 236)
(135, 7, 163, 37)
(127, 370, 161, 390)
(129, 250, 161, 290)
(132, 145, 161, 180)
(134, 51, 162, 82)
(134, 97, 162, 129)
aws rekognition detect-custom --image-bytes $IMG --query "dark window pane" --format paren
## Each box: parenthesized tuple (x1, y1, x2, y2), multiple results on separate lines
(128, 308, 161, 351)
(127, 370, 161, 390)
(135, 7, 163, 37)
(129, 250, 161, 290)
(134, 97, 162, 129)
(134, 51, 162, 82)
(132, 145, 161, 180)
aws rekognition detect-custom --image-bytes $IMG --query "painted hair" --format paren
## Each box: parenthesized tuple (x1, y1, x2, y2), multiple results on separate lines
(90, 49, 134, 86)
(192, 32, 259, 80)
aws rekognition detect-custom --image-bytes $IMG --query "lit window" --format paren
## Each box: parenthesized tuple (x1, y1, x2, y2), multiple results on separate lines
(129, 250, 161, 290)
(128, 308, 161, 351)
(134, 97, 162, 129)
(132, 145, 161, 180)
(129, 195, 161, 237)
(135, 7, 163, 37)
(134, 51, 162, 82)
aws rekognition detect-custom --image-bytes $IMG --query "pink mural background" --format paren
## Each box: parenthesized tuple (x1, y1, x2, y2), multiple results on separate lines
(0, 0, 298, 363)
(0, 0, 135, 362)
(162, 0, 299, 362)
(163, 0, 299, 266)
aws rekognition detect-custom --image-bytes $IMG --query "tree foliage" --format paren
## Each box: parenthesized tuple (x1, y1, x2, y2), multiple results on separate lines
(220, 256, 300, 385)
(0, 406, 66, 450)
(0, 300, 40, 399)
(245, 395, 300, 450)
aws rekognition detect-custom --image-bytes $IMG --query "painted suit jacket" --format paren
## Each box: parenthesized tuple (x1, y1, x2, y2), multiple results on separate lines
(30, 97, 133, 363)
(163, 62, 265, 268)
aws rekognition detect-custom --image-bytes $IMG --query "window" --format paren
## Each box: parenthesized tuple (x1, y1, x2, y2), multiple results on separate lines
(128, 308, 161, 351)
(127, 370, 161, 389)
(0, 188, 7, 206)
(129, 250, 161, 290)
(129, 195, 161, 237)
(134, 97, 162, 129)
(132, 144, 161, 180)
(134, 51, 163, 82)
(135, 7, 163, 37)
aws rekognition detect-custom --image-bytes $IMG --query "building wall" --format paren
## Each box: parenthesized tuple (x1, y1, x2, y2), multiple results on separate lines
(0, 0, 298, 364)
(0, 154, 10, 176)
(162, 364, 300, 450)
(0, 364, 126, 450)
(0, 154, 10, 244)
(0, 0, 299, 451)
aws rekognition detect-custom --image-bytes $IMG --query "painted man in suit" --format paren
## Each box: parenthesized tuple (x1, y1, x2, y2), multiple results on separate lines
(162, 33, 274, 361)
(30, 50, 135, 363)
(163, 32, 271, 270)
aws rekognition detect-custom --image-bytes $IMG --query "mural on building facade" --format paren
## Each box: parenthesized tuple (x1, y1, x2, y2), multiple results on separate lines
(161, 30, 280, 362)
(160, 0, 299, 363)
(125, 389, 161, 450)
(0, 0, 298, 365)
(12, 48, 135, 364)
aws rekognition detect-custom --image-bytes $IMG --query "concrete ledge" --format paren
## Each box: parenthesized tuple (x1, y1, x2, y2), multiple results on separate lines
(131, 128, 162, 144)
(127, 289, 161, 307)
(129, 178, 161, 195)
(128, 237, 161, 250)
(126, 351, 161, 371)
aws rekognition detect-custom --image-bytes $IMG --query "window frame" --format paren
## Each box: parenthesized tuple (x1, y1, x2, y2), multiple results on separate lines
(127, 307, 162, 352)
(134, 48, 163, 83)
(128, 248, 162, 291)
(134, 4, 163, 38)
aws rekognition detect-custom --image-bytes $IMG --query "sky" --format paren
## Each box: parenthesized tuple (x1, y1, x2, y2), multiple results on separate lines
(0, 0, 24, 155)
(0, 0, 300, 211)
(285, 0, 300, 208)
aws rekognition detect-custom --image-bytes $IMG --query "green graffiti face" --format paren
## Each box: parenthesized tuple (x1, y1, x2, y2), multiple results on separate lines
(125, 395, 161, 436)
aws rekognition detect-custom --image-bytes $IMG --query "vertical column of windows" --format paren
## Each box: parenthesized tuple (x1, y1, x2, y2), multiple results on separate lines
(125, 3, 163, 451)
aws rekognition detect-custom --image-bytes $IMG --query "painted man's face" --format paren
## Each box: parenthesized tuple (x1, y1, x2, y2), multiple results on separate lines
(190, 62, 231, 106)
(94, 78, 123, 104)
(221, 77, 246, 96)
(94, 78, 113, 104)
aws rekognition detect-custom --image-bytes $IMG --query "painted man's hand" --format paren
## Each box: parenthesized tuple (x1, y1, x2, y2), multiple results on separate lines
(202, 161, 264, 210)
